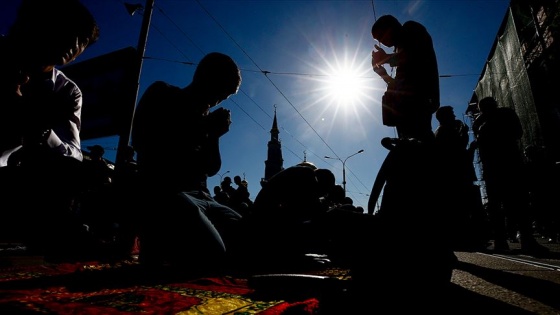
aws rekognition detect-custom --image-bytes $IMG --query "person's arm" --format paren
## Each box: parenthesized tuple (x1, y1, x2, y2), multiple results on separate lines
(371, 45, 395, 85)
(204, 107, 231, 176)
(44, 80, 83, 161)
(45, 72, 83, 161)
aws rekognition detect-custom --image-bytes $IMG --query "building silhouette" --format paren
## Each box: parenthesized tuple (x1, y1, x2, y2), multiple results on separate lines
(465, 0, 560, 203)
(261, 106, 284, 187)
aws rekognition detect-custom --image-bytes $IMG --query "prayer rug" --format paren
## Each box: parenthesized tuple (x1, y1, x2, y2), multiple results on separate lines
(0, 257, 349, 314)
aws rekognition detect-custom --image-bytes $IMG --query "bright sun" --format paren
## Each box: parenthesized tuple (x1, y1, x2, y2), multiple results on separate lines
(302, 48, 388, 130)
(325, 67, 369, 106)
(316, 55, 377, 111)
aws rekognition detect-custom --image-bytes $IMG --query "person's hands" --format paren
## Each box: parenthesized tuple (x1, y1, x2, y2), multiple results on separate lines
(372, 44, 390, 67)
(206, 107, 231, 138)
(373, 64, 388, 77)
(2, 66, 29, 98)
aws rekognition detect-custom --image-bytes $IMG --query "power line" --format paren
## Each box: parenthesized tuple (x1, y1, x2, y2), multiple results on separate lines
(193, 0, 341, 162)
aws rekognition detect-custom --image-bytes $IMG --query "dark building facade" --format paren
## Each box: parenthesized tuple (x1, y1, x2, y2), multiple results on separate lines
(466, 0, 560, 201)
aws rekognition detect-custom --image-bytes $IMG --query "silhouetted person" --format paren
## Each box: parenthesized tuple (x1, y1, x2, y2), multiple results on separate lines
(371, 14, 439, 143)
(231, 175, 253, 216)
(356, 135, 458, 311)
(220, 176, 236, 205)
(213, 185, 230, 206)
(359, 102, 455, 309)
(247, 165, 338, 262)
(113, 145, 138, 188)
(111, 145, 140, 256)
(131, 52, 243, 270)
(434, 105, 488, 250)
(82, 144, 113, 189)
(472, 96, 548, 255)
(0, 0, 100, 255)
(79, 144, 117, 246)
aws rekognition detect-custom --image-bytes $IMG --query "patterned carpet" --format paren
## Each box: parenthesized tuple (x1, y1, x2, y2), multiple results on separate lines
(0, 249, 351, 315)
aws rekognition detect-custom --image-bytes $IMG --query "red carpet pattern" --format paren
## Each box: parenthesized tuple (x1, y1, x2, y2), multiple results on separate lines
(0, 259, 326, 314)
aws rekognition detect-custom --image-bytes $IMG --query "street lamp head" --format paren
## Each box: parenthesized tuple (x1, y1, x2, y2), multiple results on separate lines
(358, 149, 364, 153)
(124, 3, 144, 16)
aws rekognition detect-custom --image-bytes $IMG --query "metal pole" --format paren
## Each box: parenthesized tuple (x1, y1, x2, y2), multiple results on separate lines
(119, 0, 154, 168)
(218, 170, 230, 183)
(325, 149, 364, 194)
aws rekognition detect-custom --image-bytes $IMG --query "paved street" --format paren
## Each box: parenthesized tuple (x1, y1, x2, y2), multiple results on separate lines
(449, 239, 560, 314)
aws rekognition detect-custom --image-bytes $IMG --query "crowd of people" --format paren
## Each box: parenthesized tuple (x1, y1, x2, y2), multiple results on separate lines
(0, 1, 558, 311)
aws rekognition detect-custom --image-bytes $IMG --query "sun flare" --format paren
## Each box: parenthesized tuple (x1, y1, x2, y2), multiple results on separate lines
(325, 68, 365, 104)
(319, 58, 375, 110)
(302, 47, 388, 135)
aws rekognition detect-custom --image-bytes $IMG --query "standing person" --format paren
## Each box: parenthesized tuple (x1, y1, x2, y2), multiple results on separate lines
(231, 175, 253, 216)
(472, 96, 548, 255)
(220, 176, 237, 203)
(371, 14, 440, 144)
(357, 16, 455, 309)
(131, 52, 243, 270)
(434, 105, 488, 250)
(213, 185, 231, 206)
(0, 0, 100, 255)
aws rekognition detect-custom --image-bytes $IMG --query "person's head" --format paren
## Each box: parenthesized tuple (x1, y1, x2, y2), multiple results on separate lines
(9, 0, 100, 74)
(192, 52, 241, 108)
(87, 144, 104, 160)
(234, 175, 242, 185)
(314, 168, 336, 196)
(435, 105, 456, 124)
(478, 97, 498, 114)
(123, 145, 135, 160)
(213, 185, 222, 194)
(371, 15, 401, 47)
(222, 176, 232, 185)
(329, 184, 346, 203)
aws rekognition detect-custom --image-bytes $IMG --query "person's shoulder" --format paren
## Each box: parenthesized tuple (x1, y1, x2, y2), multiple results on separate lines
(455, 119, 468, 128)
(55, 68, 79, 88)
(403, 20, 426, 30)
(497, 107, 520, 119)
(147, 80, 177, 92)
(140, 81, 180, 104)
(52, 68, 83, 99)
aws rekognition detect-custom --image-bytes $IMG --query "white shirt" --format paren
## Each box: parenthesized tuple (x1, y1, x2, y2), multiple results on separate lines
(0, 68, 83, 167)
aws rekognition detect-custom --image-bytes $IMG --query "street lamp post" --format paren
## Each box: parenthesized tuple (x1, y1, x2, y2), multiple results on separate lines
(218, 170, 230, 183)
(121, 0, 154, 169)
(325, 149, 364, 194)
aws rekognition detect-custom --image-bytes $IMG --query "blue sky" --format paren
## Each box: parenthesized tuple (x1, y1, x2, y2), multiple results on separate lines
(1, 0, 511, 209)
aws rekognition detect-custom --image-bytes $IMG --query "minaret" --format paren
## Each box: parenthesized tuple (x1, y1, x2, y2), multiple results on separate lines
(261, 106, 284, 186)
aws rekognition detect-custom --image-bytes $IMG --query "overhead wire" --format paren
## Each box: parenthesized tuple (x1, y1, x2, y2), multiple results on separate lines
(148, 1, 316, 164)
(144, 0, 487, 204)
(193, 0, 342, 163)
(144, 0, 486, 204)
